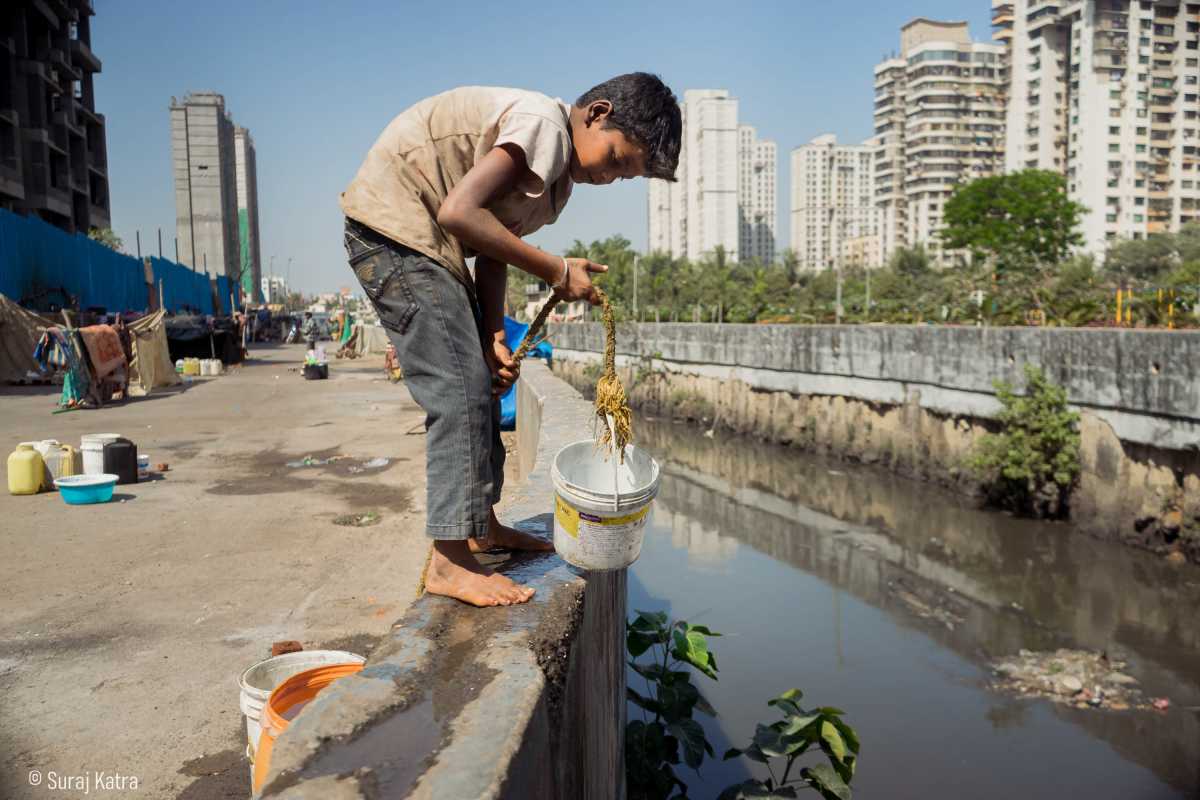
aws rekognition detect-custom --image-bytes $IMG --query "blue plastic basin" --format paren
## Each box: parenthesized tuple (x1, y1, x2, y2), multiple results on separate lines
(54, 474, 118, 505)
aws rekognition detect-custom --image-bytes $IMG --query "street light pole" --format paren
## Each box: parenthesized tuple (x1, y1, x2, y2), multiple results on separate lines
(865, 267, 871, 323)
(834, 213, 844, 325)
(633, 254, 639, 319)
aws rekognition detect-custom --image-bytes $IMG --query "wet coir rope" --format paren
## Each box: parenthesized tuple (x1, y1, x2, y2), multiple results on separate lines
(513, 288, 632, 457)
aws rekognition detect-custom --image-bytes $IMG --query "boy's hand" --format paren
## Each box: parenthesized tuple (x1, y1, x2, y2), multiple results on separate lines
(557, 258, 608, 306)
(485, 331, 519, 396)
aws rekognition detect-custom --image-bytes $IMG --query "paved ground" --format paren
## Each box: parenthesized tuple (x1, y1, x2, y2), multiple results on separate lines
(0, 344, 443, 799)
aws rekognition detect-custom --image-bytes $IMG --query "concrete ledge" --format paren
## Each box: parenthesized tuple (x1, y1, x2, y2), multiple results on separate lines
(549, 323, 1200, 450)
(259, 361, 625, 799)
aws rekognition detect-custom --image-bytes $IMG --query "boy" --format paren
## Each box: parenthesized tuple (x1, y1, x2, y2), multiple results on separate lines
(341, 74, 681, 608)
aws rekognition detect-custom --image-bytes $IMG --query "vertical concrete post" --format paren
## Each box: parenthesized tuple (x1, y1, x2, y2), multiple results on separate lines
(559, 568, 627, 799)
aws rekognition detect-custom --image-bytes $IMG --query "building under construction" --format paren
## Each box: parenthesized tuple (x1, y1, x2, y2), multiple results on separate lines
(0, 0, 111, 234)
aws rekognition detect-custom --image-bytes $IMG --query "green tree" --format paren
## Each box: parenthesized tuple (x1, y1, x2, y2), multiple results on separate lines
(940, 170, 1085, 270)
(88, 227, 124, 252)
(780, 248, 801, 286)
(888, 245, 930, 278)
(1103, 234, 1179, 282)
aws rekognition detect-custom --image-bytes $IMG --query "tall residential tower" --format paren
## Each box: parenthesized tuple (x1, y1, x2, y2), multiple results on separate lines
(790, 135, 879, 271)
(738, 124, 778, 263)
(647, 89, 776, 262)
(170, 91, 240, 279)
(872, 19, 1007, 265)
(997, 0, 1200, 253)
(234, 126, 262, 302)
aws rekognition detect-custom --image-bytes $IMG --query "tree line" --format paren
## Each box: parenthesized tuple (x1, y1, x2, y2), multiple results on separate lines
(515, 170, 1199, 328)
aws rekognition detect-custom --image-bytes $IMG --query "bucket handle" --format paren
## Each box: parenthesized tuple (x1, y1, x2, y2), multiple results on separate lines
(605, 413, 620, 512)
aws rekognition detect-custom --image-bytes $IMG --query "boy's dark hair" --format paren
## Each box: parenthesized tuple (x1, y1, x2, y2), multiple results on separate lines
(577, 73, 682, 182)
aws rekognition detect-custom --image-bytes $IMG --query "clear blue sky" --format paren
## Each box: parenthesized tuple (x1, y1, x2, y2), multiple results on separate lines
(95, 0, 991, 294)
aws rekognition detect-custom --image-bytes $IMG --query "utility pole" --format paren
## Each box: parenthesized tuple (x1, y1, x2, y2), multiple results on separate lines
(633, 253, 639, 318)
(835, 261, 843, 325)
(865, 267, 871, 323)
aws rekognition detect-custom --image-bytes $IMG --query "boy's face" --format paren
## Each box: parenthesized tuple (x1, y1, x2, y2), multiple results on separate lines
(569, 100, 647, 186)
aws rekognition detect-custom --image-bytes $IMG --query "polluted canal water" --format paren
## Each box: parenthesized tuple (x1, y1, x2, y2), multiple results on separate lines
(627, 418, 1200, 800)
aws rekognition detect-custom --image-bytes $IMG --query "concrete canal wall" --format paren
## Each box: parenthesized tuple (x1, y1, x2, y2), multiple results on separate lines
(259, 361, 625, 799)
(549, 323, 1200, 562)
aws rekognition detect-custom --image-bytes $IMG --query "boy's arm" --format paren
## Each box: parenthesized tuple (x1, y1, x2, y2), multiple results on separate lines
(438, 144, 606, 305)
(474, 254, 516, 396)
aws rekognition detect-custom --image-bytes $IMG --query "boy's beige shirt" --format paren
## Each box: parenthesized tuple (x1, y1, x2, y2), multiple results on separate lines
(340, 86, 574, 292)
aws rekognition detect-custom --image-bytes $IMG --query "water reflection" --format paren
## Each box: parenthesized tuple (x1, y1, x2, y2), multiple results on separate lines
(633, 418, 1200, 798)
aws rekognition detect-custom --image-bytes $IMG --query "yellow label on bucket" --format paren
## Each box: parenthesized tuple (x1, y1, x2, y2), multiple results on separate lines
(556, 496, 581, 538)
(600, 506, 651, 527)
(557, 495, 651, 541)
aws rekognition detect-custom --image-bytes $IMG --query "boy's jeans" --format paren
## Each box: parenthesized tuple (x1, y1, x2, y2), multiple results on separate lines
(343, 217, 503, 540)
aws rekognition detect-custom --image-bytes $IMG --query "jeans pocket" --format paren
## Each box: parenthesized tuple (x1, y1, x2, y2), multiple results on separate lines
(349, 247, 420, 336)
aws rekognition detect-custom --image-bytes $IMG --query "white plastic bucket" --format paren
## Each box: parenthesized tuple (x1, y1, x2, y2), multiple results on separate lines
(551, 440, 660, 571)
(238, 649, 365, 767)
(81, 433, 120, 476)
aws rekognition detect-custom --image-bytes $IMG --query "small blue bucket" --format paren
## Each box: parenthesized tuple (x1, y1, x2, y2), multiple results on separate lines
(54, 474, 118, 505)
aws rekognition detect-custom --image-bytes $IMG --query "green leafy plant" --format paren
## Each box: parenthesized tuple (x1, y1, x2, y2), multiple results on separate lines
(626, 610, 720, 800)
(715, 690, 859, 800)
(88, 227, 124, 252)
(719, 689, 860, 800)
(968, 364, 1081, 518)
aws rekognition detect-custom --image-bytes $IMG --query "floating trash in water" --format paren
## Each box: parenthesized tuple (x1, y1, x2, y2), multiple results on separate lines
(989, 649, 1160, 711)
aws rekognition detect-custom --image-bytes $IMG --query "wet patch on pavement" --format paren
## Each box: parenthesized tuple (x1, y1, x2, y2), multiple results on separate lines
(205, 446, 410, 513)
(177, 743, 250, 799)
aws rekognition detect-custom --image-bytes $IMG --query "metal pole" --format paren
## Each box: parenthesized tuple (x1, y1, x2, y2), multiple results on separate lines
(835, 261, 843, 325)
(157, 228, 163, 258)
(174, 237, 179, 263)
(136, 230, 141, 258)
(633, 254, 639, 317)
(865, 268, 871, 323)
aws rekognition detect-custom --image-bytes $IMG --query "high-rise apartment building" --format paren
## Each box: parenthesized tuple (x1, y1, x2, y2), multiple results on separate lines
(234, 126, 262, 302)
(685, 90, 740, 260)
(738, 124, 778, 263)
(170, 91, 240, 279)
(790, 135, 879, 271)
(873, 19, 1006, 265)
(648, 89, 776, 262)
(997, 0, 1200, 254)
(261, 274, 288, 305)
(0, 0, 110, 234)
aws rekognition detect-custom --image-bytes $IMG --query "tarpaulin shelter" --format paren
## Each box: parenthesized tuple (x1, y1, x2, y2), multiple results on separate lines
(127, 310, 181, 397)
(0, 292, 46, 382)
(165, 315, 245, 364)
(349, 324, 390, 357)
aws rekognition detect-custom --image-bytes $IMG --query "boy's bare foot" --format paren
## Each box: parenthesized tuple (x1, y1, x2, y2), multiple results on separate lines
(469, 509, 555, 553)
(424, 539, 535, 607)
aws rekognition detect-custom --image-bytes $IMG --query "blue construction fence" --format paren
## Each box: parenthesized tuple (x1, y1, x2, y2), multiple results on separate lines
(0, 208, 240, 315)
